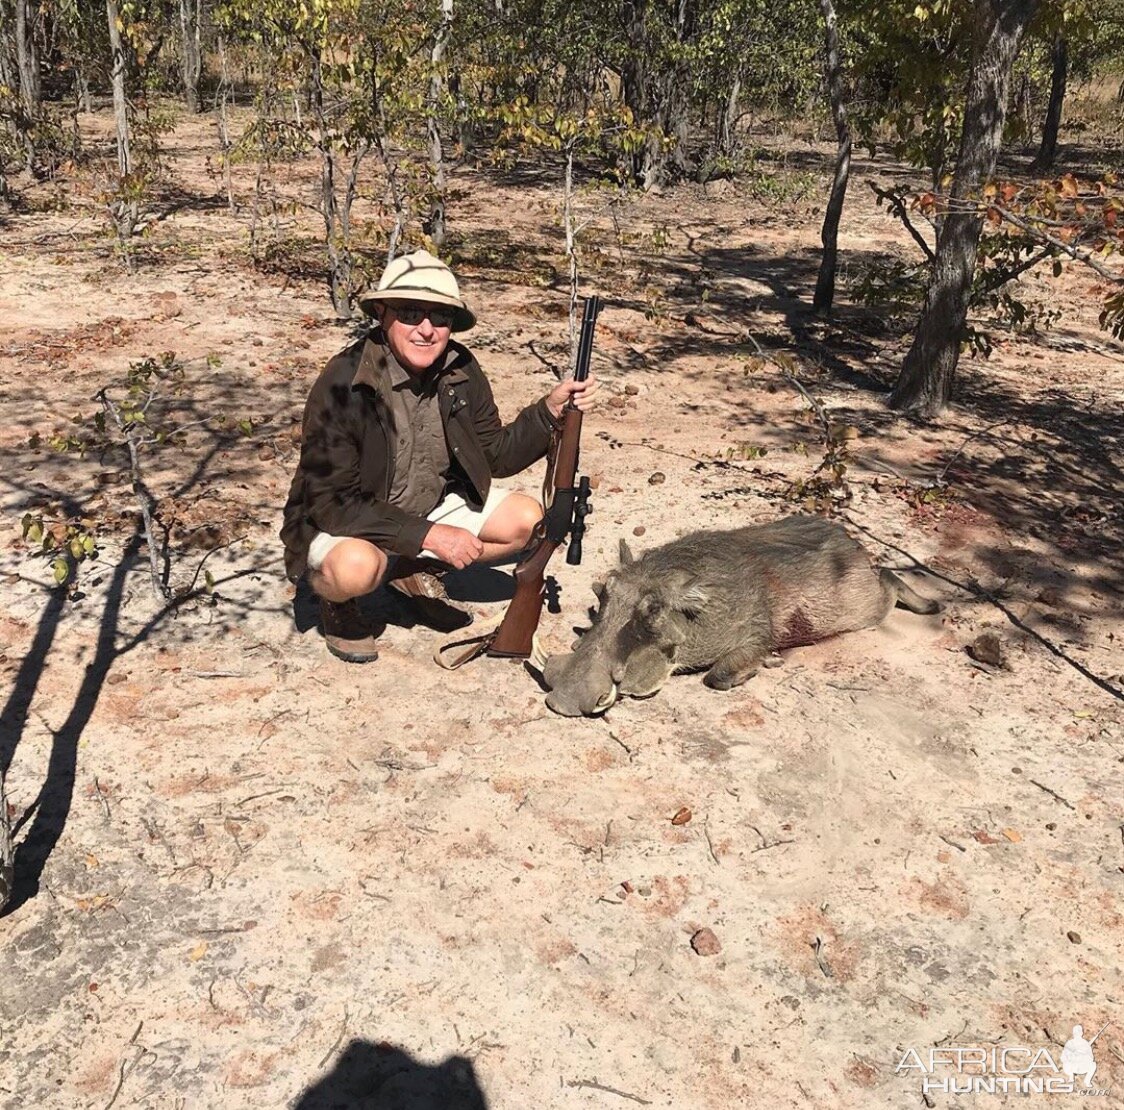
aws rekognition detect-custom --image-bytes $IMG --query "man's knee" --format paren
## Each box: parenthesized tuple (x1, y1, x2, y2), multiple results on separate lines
(507, 493, 543, 546)
(315, 540, 387, 598)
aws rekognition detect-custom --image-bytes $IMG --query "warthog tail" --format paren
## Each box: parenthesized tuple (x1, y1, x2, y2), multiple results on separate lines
(880, 569, 942, 615)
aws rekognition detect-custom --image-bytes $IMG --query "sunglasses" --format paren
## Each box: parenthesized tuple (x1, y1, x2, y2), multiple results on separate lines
(389, 303, 455, 328)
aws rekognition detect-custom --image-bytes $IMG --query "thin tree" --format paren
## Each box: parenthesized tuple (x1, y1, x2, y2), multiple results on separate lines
(424, 0, 453, 247)
(812, 0, 852, 314)
(889, 0, 1041, 416)
(105, 0, 139, 256)
(1033, 29, 1066, 168)
(179, 0, 205, 113)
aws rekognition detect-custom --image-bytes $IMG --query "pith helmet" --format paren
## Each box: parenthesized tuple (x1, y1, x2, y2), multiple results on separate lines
(358, 249, 476, 331)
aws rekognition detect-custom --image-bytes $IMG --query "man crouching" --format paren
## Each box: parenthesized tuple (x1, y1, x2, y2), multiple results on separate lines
(281, 249, 598, 662)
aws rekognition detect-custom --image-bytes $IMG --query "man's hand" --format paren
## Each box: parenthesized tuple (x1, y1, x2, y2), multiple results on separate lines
(545, 374, 599, 421)
(422, 523, 484, 569)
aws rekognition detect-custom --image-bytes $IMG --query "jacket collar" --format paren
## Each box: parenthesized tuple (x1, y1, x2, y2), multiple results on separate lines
(352, 331, 469, 394)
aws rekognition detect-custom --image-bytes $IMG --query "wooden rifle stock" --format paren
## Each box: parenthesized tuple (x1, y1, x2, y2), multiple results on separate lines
(486, 295, 601, 659)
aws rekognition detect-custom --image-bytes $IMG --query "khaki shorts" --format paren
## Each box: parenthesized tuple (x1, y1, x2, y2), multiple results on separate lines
(306, 486, 516, 571)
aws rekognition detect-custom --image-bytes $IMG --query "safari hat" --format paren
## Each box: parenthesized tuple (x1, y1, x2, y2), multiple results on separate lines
(358, 249, 476, 331)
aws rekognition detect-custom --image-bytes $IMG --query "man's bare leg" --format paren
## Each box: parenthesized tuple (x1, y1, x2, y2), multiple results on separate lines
(308, 538, 389, 602)
(477, 493, 542, 562)
(309, 539, 388, 662)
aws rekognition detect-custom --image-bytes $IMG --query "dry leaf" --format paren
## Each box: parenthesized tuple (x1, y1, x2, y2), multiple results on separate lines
(671, 806, 692, 826)
(189, 941, 208, 962)
(1001, 828, 1022, 843)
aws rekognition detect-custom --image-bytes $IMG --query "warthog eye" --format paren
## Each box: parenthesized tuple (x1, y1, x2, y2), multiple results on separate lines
(637, 592, 664, 625)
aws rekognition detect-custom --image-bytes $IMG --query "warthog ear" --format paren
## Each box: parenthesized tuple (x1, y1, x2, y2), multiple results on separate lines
(591, 580, 605, 602)
(665, 570, 708, 616)
(619, 539, 635, 565)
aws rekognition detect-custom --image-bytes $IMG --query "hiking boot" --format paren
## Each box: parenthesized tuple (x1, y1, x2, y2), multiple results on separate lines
(388, 564, 474, 633)
(320, 597, 380, 663)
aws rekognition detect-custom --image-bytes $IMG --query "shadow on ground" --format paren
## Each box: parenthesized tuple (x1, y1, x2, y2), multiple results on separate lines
(295, 1041, 488, 1110)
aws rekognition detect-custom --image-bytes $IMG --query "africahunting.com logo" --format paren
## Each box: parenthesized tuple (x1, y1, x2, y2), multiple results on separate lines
(895, 1022, 1111, 1096)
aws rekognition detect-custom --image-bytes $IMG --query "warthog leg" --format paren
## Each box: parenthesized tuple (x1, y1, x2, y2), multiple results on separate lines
(880, 569, 942, 615)
(703, 645, 766, 690)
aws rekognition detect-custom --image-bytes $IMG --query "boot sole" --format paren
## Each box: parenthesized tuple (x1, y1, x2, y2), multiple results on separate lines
(325, 642, 380, 664)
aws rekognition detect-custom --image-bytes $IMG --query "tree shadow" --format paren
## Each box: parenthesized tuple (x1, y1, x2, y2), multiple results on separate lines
(294, 1040, 488, 1110)
(0, 358, 302, 916)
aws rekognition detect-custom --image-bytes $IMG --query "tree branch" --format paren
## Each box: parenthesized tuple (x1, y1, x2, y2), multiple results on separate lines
(868, 181, 935, 261)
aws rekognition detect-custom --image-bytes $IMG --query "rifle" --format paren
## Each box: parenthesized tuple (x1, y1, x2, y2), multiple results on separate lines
(434, 294, 601, 669)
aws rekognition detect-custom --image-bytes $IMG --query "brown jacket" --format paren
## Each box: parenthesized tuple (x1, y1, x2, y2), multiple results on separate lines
(281, 333, 557, 580)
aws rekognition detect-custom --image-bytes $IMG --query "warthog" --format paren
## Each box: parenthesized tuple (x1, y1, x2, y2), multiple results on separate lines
(538, 515, 940, 716)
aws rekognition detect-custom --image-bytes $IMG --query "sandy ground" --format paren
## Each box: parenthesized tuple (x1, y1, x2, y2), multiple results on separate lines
(1, 108, 1123, 1109)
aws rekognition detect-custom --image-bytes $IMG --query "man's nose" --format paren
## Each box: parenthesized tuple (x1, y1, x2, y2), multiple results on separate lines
(415, 314, 436, 336)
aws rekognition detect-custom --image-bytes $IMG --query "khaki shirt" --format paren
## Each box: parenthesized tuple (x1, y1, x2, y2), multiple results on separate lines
(385, 357, 451, 517)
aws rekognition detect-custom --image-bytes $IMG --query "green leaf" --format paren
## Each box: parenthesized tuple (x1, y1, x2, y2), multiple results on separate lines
(52, 558, 70, 585)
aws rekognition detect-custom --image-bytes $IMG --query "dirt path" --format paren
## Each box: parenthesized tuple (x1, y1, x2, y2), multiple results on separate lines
(1, 110, 1122, 1108)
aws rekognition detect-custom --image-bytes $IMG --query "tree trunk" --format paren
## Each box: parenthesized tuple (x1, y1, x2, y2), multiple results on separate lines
(1033, 32, 1066, 169)
(719, 76, 740, 156)
(889, 0, 1040, 417)
(105, 0, 138, 250)
(812, 0, 851, 315)
(179, 0, 203, 114)
(309, 49, 351, 318)
(424, 0, 453, 247)
(0, 769, 12, 912)
(215, 35, 235, 211)
(15, 0, 41, 116)
(620, 0, 659, 187)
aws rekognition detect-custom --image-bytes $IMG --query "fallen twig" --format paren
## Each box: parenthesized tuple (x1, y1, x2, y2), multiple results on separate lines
(811, 935, 834, 978)
(703, 818, 721, 866)
(564, 1078, 652, 1105)
(318, 1005, 350, 1068)
(104, 1022, 145, 1110)
(843, 516, 1124, 704)
(936, 419, 1011, 485)
(1029, 779, 1076, 810)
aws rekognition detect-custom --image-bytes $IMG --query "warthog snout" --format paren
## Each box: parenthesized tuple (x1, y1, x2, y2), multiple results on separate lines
(542, 650, 618, 717)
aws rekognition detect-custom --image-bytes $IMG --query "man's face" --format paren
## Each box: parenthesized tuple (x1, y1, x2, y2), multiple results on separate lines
(378, 300, 454, 375)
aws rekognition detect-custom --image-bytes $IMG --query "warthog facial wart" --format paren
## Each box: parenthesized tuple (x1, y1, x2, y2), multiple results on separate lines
(539, 514, 941, 717)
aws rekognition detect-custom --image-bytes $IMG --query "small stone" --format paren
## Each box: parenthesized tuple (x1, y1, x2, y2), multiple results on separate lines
(608, 395, 627, 409)
(624, 384, 640, 395)
(670, 807, 692, 826)
(252, 337, 264, 347)
(966, 632, 1005, 668)
(690, 928, 721, 957)
(632, 526, 646, 537)
(1067, 930, 1081, 944)
(1037, 587, 1063, 606)
(648, 472, 666, 485)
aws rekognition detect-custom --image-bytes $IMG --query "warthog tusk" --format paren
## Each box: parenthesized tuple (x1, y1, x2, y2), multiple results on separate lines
(529, 633, 549, 672)
(591, 683, 618, 714)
